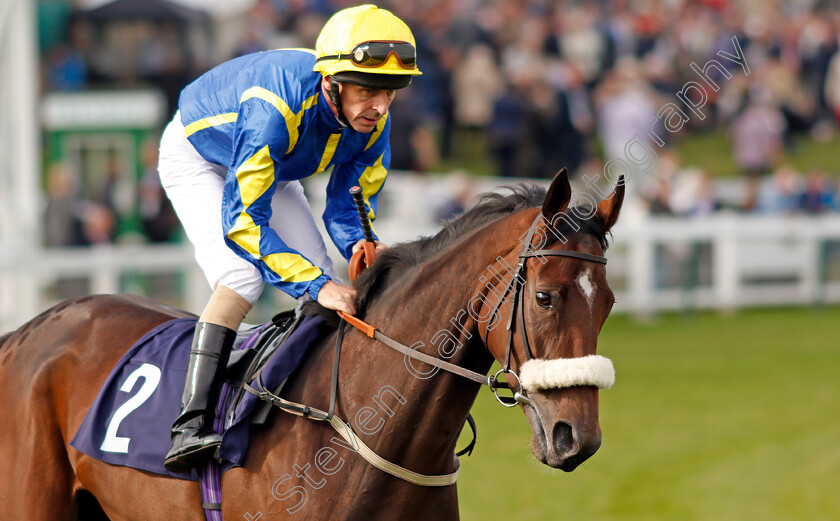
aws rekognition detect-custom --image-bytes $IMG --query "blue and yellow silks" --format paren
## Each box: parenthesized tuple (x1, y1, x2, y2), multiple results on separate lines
(178, 49, 389, 299)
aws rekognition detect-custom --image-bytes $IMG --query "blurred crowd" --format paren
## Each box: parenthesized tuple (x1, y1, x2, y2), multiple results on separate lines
(642, 151, 838, 217)
(40, 0, 840, 246)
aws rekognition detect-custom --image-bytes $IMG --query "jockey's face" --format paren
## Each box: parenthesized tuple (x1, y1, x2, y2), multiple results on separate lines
(323, 77, 396, 133)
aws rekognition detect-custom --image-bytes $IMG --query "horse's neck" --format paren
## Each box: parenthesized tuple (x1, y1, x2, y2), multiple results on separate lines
(328, 211, 532, 476)
(265, 210, 532, 496)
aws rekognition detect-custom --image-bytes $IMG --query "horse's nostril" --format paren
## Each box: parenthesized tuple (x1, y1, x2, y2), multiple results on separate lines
(552, 421, 577, 456)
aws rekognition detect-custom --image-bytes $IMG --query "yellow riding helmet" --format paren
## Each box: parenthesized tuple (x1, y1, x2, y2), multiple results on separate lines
(314, 4, 422, 89)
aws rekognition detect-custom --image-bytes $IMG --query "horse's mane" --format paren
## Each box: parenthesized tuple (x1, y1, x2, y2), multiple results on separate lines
(303, 184, 609, 325)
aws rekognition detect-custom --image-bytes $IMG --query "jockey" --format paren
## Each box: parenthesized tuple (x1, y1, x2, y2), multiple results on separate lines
(157, 4, 421, 473)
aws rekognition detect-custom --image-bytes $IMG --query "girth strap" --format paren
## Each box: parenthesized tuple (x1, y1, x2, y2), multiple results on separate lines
(244, 320, 462, 487)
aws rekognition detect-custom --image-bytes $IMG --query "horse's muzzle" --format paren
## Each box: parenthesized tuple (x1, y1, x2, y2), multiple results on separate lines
(524, 386, 602, 471)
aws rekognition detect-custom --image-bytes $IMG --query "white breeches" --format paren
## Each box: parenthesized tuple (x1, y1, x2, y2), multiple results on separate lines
(158, 111, 338, 305)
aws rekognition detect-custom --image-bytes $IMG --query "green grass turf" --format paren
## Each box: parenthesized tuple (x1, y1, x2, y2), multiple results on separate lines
(676, 132, 840, 177)
(456, 307, 840, 520)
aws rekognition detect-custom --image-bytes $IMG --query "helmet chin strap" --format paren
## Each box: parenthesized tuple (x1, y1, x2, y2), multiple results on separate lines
(328, 76, 350, 128)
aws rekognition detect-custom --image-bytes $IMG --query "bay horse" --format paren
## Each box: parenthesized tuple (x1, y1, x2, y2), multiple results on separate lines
(0, 170, 623, 520)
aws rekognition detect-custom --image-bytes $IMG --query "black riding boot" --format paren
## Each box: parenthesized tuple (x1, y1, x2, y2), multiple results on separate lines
(164, 322, 236, 473)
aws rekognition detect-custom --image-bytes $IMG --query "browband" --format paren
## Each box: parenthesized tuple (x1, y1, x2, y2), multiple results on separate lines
(520, 249, 607, 264)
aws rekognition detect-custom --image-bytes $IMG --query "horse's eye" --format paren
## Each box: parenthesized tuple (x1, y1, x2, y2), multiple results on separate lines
(535, 291, 553, 309)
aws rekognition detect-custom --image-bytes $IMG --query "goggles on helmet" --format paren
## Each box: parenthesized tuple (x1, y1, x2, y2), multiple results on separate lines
(316, 41, 417, 70)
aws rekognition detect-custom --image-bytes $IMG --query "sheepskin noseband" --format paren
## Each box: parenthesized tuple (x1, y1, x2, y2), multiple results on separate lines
(519, 355, 615, 392)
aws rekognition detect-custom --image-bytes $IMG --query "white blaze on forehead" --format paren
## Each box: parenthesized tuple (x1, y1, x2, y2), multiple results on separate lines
(577, 268, 595, 306)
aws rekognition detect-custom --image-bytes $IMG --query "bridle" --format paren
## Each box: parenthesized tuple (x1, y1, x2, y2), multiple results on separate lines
(337, 212, 608, 407)
(247, 211, 608, 486)
(481, 213, 608, 406)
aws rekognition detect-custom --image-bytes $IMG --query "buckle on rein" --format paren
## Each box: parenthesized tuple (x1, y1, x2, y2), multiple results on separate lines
(488, 369, 532, 408)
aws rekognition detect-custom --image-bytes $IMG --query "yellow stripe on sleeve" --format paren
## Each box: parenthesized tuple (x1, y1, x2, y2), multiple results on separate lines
(226, 145, 275, 257)
(227, 145, 322, 282)
(184, 112, 238, 137)
(235, 145, 275, 210)
(263, 252, 323, 282)
(228, 213, 261, 257)
(358, 153, 387, 233)
(364, 112, 389, 151)
(240, 88, 319, 155)
(314, 133, 341, 175)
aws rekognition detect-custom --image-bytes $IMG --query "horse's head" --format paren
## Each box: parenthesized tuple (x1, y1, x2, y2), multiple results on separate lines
(485, 169, 624, 472)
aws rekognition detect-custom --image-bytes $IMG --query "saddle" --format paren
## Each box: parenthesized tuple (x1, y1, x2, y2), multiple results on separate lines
(69, 309, 326, 481)
(224, 309, 302, 428)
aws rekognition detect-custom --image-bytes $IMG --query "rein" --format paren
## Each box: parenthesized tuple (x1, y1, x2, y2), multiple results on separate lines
(249, 212, 611, 488)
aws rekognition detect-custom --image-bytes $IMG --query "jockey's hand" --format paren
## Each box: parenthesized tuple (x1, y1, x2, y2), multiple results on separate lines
(317, 280, 357, 315)
(352, 239, 388, 255)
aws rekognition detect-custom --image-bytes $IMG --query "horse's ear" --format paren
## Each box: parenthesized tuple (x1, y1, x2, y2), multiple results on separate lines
(596, 176, 625, 231)
(542, 168, 572, 219)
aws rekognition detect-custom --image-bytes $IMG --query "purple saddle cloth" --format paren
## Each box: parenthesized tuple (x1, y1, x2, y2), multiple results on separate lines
(69, 314, 325, 481)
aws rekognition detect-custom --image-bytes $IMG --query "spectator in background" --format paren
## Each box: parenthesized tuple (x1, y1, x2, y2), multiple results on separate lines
(545, 5, 608, 88)
(594, 57, 658, 161)
(43, 18, 91, 91)
(823, 44, 840, 128)
(387, 89, 439, 172)
(44, 160, 118, 246)
(80, 203, 116, 245)
(500, 13, 548, 87)
(44, 162, 86, 247)
(238, 0, 281, 53)
(452, 44, 503, 133)
(646, 178, 674, 216)
(642, 149, 681, 215)
(139, 139, 179, 243)
(488, 79, 529, 177)
(800, 14, 836, 136)
(553, 61, 594, 174)
(435, 171, 476, 223)
(690, 171, 719, 216)
(137, 23, 191, 117)
(798, 169, 838, 214)
(741, 173, 762, 212)
(731, 88, 787, 176)
(233, 30, 267, 58)
(762, 56, 815, 146)
(44, 43, 87, 91)
(758, 165, 801, 213)
(521, 77, 564, 178)
(669, 167, 719, 217)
